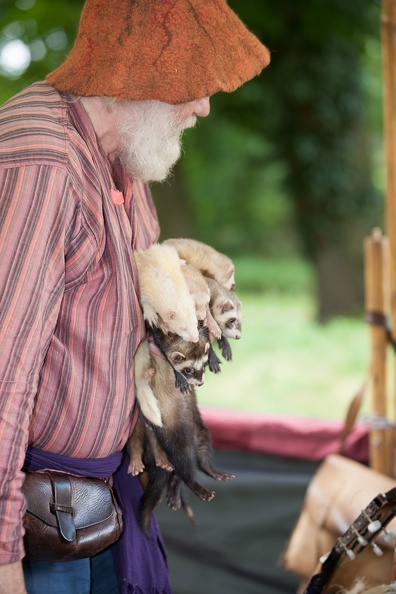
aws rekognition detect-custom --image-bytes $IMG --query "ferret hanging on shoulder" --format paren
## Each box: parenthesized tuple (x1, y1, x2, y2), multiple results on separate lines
(133, 243, 199, 343)
(163, 238, 235, 291)
(127, 343, 233, 537)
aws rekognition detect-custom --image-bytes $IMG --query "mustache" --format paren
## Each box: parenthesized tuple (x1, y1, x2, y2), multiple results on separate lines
(179, 115, 197, 131)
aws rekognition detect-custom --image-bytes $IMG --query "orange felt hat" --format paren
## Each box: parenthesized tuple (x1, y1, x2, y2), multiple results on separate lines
(46, 0, 270, 104)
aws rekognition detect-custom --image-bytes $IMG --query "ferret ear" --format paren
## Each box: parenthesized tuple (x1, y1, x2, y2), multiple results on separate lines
(221, 299, 234, 314)
(168, 311, 176, 320)
(170, 351, 186, 364)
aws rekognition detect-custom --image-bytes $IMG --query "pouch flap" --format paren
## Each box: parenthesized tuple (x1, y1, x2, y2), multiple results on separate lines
(22, 472, 114, 530)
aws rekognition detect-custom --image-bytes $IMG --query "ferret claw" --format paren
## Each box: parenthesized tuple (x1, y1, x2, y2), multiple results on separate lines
(217, 335, 232, 361)
(194, 485, 215, 501)
(208, 346, 222, 373)
(174, 371, 190, 393)
(156, 459, 174, 472)
(214, 471, 235, 481)
(128, 461, 145, 476)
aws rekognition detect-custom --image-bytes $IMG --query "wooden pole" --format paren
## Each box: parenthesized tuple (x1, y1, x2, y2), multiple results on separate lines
(364, 228, 390, 475)
(382, 0, 396, 475)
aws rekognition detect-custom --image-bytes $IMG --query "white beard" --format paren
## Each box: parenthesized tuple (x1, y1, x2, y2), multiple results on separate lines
(115, 100, 197, 182)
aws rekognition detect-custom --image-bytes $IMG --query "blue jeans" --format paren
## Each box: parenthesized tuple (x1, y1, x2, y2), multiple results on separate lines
(23, 547, 119, 594)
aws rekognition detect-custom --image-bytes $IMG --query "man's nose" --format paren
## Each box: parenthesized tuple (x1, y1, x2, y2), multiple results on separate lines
(194, 97, 210, 117)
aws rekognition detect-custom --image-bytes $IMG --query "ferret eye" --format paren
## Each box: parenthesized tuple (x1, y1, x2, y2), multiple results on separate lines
(183, 368, 193, 375)
(227, 318, 236, 327)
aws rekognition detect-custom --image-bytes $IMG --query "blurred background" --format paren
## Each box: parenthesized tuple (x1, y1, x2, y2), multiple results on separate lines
(0, 2, 387, 592)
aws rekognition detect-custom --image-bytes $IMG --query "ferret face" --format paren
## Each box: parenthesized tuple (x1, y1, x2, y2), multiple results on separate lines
(169, 348, 209, 386)
(159, 324, 211, 386)
(213, 297, 242, 339)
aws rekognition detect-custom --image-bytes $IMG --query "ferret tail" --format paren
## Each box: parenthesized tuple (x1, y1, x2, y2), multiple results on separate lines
(135, 339, 163, 426)
(136, 386, 163, 427)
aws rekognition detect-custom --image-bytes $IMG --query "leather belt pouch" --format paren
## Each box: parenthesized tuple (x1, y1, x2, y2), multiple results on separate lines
(22, 470, 123, 562)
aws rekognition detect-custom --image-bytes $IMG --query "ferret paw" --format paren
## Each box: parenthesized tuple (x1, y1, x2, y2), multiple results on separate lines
(213, 470, 235, 481)
(194, 485, 215, 501)
(143, 308, 159, 328)
(208, 346, 222, 374)
(206, 318, 221, 339)
(175, 372, 190, 393)
(142, 367, 155, 379)
(156, 459, 174, 473)
(167, 495, 181, 511)
(218, 335, 232, 361)
(128, 460, 145, 476)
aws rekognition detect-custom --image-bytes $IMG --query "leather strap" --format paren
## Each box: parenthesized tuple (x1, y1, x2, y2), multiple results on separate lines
(366, 310, 396, 351)
(48, 472, 76, 542)
(337, 381, 366, 455)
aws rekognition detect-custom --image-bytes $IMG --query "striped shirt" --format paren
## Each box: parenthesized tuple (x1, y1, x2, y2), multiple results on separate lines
(0, 81, 160, 562)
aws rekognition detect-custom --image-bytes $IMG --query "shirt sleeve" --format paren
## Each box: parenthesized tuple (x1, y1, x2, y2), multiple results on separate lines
(0, 164, 78, 562)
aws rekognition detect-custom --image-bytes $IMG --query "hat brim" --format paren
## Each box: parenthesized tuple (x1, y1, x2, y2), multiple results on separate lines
(46, 0, 270, 104)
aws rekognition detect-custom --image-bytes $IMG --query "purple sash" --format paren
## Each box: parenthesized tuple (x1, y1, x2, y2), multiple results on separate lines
(24, 448, 173, 594)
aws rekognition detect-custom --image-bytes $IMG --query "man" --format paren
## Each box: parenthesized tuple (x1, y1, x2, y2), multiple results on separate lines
(0, 1, 270, 592)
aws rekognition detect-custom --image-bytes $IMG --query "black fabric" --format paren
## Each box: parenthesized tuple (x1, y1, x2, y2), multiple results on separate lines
(156, 450, 321, 594)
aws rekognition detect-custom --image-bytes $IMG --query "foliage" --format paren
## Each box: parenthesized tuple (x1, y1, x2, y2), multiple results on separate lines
(182, 0, 384, 258)
(0, 0, 82, 105)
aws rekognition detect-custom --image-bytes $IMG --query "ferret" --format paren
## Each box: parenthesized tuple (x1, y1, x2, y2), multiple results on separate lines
(181, 262, 221, 339)
(133, 243, 199, 343)
(127, 348, 234, 537)
(205, 277, 242, 370)
(150, 322, 211, 393)
(163, 238, 235, 291)
(134, 322, 210, 427)
(206, 277, 242, 341)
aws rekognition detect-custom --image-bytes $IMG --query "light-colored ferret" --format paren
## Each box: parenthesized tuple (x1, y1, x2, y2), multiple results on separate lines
(133, 243, 199, 343)
(163, 238, 235, 291)
(127, 348, 233, 537)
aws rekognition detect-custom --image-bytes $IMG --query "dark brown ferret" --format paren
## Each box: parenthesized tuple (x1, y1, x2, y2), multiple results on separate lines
(149, 322, 211, 392)
(128, 348, 234, 536)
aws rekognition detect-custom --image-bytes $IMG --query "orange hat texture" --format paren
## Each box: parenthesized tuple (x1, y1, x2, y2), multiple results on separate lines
(46, 0, 270, 104)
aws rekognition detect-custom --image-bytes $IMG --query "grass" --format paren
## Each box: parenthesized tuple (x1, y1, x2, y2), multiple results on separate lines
(197, 291, 371, 420)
